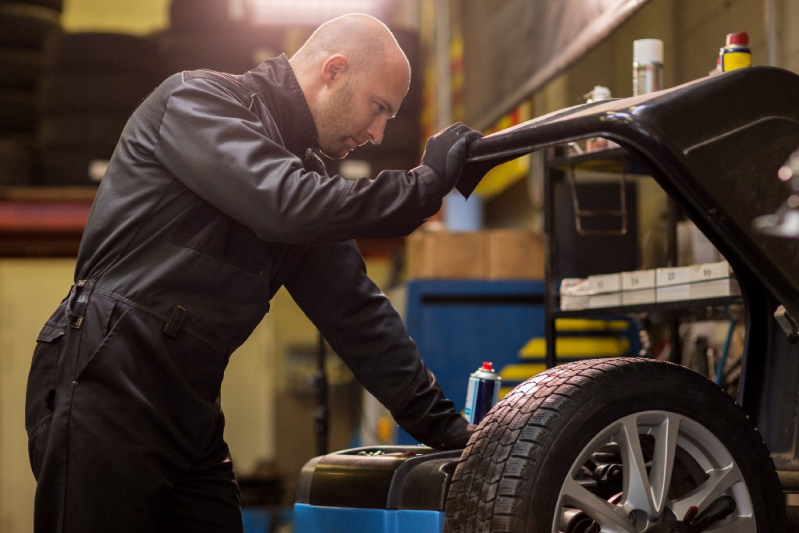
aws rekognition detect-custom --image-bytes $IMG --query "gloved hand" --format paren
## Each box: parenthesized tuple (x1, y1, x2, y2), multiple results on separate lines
(421, 122, 482, 194)
(430, 419, 478, 451)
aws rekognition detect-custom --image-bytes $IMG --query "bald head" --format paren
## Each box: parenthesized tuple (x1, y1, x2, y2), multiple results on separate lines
(289, 14, 412, 159)
(290, 14, 409, 82)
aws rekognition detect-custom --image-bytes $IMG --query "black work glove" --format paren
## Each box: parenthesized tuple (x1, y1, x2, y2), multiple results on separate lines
(421, 122, 482, 194)
(427, 418, 477, 451)
(449, 423, 479, 449)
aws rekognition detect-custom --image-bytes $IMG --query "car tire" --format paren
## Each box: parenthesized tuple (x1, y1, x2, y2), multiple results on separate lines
(39, 114, 129, 152)
(39, 74, 156, 113)
(41, 32, 161, 76)
(0, 90, 38, 133)
(3, 0, 63, 13)
(0, 4, 61, 50)
(444, 357, 786, 532)
(158, 33, 259, 77)
(0, 48, 42, 91)
(0, 140, 34, 185)
(38, 148, 111, 185)
(168, 0, 231, 33)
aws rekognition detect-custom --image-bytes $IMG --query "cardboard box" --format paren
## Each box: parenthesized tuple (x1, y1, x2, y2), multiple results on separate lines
(406, 230, 544, 280)
(588, 273, 622, 294)
(560, 278, 589, 296)
(689, 260, 732, 283)
(690, 278, 741, 299)
(656, 266, 691, 287)
(486, 230, 544, 280)
(406, 231, 487, 279)
(622, 288, 656, 305)
(656, 284, 691, 302)
(561, 295, 589, 310)
(588, 292, 622, 308)
(621, 269, 656, 291)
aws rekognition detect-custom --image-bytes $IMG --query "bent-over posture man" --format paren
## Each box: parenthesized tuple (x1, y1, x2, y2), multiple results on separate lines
(25, 13, 481, 533)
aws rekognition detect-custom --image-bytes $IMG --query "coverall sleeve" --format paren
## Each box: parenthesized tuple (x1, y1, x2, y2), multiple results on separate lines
(284, 240, 472, 450)
(154, 77, 446, 243)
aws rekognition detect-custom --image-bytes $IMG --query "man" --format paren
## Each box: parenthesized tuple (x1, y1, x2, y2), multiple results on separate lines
(24, 13, 480, 532)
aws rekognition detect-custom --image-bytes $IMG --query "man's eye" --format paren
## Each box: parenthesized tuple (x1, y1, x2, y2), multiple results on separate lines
(376, 103, 385, 113)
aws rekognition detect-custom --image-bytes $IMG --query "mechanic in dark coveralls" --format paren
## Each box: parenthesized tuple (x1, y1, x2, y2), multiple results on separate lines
(24, 13, 481, 533)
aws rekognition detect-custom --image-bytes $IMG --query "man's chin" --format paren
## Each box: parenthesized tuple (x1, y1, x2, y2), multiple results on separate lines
(319, 147, 350, 160)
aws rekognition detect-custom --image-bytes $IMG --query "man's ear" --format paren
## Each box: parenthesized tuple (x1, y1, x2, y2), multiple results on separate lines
(321, 54, 348, 87)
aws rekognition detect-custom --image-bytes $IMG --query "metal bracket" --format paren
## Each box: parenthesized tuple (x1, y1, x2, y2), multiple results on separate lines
(566, 161, 628, 236)
(774, 305, 799, 343)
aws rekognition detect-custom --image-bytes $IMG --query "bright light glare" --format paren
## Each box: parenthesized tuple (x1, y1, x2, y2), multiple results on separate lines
(248, 0, 388, 26)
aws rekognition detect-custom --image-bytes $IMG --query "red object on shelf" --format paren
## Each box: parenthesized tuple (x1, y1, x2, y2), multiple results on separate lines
(0, 202, 91, 233)
(0, 187, 405, 258)
(726, 31, 749, 46)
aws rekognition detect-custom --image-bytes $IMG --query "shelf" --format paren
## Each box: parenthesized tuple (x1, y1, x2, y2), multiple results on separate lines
(553, 295, 744, 320)
(0, 186, 405, 259)
(0, 186, 96, 257)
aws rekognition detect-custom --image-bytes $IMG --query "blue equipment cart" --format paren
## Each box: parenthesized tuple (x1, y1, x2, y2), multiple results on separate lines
(294, 446, 459, 533)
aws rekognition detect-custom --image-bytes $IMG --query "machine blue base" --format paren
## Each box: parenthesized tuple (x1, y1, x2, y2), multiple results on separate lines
(294, 446, 460, 533)
(293, 504, 444, 533)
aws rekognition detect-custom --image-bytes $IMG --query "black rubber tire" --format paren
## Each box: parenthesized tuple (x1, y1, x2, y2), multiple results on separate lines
(444, 358, 786, 532)
(3, 0, 64, 13)
(168, 0, 231, 33)
(0, 48, 42, 91)
(0, 139, 34, 185)
(41, 32, 161, 75)
(0, 90, 38, 133)
(38, 148, 112, 185)
(39, 114, 128, 151)
(159, 33, 259, 77)
(0, 4, 61, 50)
(788, 506, 799, 532)
(39, 73, 157, 113)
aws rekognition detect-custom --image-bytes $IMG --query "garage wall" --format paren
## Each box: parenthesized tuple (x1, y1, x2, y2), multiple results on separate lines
(0, 259, 281, 531)
(0, 260, 74, 533)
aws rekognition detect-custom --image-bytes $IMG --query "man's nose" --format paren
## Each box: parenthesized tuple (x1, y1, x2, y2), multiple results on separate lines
(366, 116, 388, 146)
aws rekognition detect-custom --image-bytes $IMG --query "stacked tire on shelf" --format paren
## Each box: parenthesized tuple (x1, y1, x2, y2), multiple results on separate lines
(155, 0, 273, 79)
(37, 32, 162, 185)
(0, 0, 62, 185)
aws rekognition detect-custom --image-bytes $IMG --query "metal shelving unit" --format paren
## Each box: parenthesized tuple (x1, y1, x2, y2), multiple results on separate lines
(542, 146, 741, 369)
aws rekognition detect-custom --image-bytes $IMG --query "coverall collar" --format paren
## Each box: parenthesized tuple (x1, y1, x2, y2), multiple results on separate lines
(243, 54, 318, 155)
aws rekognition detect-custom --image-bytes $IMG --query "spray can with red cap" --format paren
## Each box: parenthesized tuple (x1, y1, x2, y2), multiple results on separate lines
(721, 31, 752, 72)
(464, 362, 501, 424)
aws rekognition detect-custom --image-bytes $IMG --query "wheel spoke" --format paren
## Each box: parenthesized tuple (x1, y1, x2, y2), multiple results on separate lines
(646, 412, 681, 514)
(618, 416, 655, 514)
(561, 476, 636, 532)
(670, 464, 742, 519)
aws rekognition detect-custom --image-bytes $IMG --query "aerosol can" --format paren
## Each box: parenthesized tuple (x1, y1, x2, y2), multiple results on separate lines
(464, 362, 501, 424)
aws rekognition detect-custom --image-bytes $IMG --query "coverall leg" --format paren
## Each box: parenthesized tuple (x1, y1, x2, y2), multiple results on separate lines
(26, 288, 244, 532)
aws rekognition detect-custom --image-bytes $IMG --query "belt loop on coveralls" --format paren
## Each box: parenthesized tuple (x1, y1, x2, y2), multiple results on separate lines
(65, 279, 95, 329)
(163, 305, 187, 338)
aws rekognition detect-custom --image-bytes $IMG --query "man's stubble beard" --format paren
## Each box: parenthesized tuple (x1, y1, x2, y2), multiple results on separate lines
(316, 79, 355, 160)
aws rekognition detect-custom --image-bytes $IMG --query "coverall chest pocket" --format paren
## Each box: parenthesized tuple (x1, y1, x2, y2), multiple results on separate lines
(25, 323, 65, 436)
(170, 200, 267, 276)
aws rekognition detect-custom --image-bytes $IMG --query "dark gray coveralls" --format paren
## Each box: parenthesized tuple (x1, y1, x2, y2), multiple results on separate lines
(25, 54, 470, 532)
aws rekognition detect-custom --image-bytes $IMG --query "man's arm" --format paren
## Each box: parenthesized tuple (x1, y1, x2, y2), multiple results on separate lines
(153, 77, 452, 243)
(283, 240, 472, 450)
